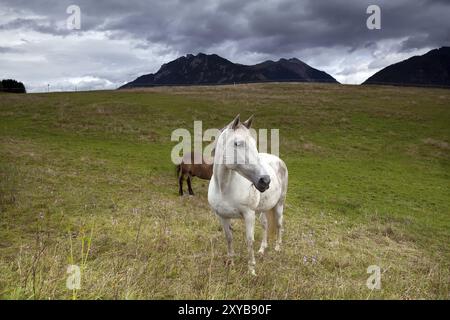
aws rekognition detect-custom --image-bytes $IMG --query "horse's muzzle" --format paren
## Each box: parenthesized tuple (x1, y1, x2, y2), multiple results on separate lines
(255, 175, 270, 192)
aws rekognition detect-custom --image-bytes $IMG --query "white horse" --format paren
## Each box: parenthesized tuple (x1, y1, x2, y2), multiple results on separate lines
(208, 115, 288, 275)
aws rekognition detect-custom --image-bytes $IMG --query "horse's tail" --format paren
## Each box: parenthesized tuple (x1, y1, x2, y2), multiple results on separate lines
(267, 209, 278, 239)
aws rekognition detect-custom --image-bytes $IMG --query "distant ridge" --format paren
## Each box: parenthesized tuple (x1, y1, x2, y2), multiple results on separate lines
(119, 53, 338, 88)
(363, 47, 450, 87)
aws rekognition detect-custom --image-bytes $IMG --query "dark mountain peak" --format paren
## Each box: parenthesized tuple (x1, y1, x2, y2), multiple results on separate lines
(185, 52, 225, 60)
(180, 52, 234, 65)
(277, 57, 300, 62)
(287, 57, 303, 64)
(363, 46, 450, 87)
(185, 52, 207, 58)
(253, 60, 275, 68)
(424, 46, 450, 57)
(119, 53, 338, 88)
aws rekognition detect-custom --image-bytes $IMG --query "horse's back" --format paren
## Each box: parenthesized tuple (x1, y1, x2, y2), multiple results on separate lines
(181, 152, 200, 165)
(180, 152, 213, 179)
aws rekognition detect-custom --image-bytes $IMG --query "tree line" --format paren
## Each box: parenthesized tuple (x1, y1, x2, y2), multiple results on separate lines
(0, 79, 26, 93)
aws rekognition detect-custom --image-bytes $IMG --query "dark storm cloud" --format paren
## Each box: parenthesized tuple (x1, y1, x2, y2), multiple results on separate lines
(0, 17, 69, 35)
(0, 0, 449, 90)
(2, 0, 449, 54)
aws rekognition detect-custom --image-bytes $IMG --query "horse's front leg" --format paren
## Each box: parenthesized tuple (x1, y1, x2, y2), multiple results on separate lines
(243, 211, 256, 276)
(258, 212, 268, 255)
(220, 217, 234, 264)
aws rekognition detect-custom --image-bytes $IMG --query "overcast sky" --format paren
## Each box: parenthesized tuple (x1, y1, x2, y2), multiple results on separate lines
(0, 0, 449, 92)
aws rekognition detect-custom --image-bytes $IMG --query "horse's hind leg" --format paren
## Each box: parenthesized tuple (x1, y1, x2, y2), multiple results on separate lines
(258, 212, 268, 255)
(274, 203, 284, 252)
(187, 175, 194, 195)
(178, 174, 184, 196)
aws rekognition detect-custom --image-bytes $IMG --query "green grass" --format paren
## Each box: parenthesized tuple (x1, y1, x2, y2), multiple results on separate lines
(0, 83, 449, 299)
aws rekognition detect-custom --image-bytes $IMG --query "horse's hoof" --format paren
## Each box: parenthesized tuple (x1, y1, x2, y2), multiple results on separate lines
(275, 245, 281, 252)
(257, 248, 265, 255)
(249, 269, 257, 277)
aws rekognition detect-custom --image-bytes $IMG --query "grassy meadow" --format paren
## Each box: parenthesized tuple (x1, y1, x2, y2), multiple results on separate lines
(0, 83, 449, 299)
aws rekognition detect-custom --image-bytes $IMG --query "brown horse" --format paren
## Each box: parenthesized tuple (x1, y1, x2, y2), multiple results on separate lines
(176, 152, 213, 196)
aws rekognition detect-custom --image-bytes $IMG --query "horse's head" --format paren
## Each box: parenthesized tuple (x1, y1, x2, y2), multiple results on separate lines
(216, 114, 270, 192)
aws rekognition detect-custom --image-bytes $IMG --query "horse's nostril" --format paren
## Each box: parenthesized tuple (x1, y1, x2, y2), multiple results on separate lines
(259, 175, 270, 186)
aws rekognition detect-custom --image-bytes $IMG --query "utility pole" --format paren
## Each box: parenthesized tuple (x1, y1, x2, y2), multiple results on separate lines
(47, 84, 50, 93)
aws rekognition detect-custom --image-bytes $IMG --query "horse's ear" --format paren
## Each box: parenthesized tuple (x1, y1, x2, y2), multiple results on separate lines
(229, 114, 240, 130)
(243, 115, 254, 129)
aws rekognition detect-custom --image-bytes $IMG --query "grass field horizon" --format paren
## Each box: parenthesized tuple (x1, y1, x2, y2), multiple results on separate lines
(0, 83, 449, 299)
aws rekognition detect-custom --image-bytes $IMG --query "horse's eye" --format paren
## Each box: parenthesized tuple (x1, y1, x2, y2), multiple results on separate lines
(234, 141, 243, 147)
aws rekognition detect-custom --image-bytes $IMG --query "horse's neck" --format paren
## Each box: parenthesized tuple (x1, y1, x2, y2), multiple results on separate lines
(212, 133, 237, 193)
(212, 163, 235, 193)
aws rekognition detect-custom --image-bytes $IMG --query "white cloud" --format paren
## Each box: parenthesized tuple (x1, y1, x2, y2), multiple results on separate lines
(0, 29, 178, 92)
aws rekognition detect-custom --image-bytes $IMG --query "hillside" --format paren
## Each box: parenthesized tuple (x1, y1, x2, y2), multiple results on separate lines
(363, 47, 450, 87)
(119, 53, 338, 88)
(0, 83, 449, 299)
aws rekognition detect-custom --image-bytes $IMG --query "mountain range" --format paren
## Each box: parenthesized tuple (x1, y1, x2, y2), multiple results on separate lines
(119, 53, 338, 88)
(120, 47, 450, 89)
(363, 47, 450, 87)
